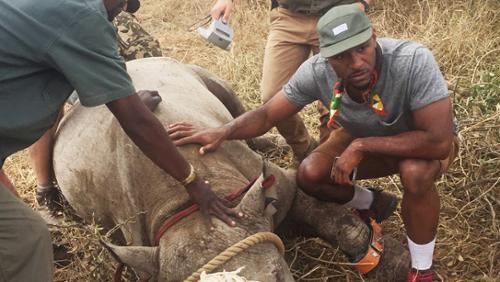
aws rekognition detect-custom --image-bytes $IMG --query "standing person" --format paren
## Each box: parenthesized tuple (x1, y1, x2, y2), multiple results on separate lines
(169, 4, 458, 280)
(210, 0, 374, 161)
(0, 0, 239, 280)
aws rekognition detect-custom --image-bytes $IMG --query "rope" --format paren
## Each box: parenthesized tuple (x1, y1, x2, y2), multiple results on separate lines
(113, 175, 276, 282)
(183, 232, 285, 282)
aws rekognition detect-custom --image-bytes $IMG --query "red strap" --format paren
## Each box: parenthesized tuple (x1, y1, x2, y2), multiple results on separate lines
(154, 204, 200, 245)
(113, 175, 275, 282)
(261, 175, 275, 190)
(154, 176, 270, 245)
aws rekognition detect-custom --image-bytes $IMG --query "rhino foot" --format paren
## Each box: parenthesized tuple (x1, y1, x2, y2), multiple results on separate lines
(247, 134, 291, 154)
(367, 236, 410, 282)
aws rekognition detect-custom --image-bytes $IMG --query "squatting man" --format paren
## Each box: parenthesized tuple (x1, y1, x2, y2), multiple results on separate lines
(168, 4, 458, 280)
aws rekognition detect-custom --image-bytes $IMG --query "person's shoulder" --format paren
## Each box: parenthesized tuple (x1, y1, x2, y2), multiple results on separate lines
(378, 38, 438, 72)
(301, 54, 330, 74)
(378, 38, 431, 57)
(79, 0, 108, 16)
(308, 53, 328, 66)
(52, 0, 108, 23)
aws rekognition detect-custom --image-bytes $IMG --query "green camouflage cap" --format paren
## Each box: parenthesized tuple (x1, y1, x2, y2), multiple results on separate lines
(317, 3, 372, 58)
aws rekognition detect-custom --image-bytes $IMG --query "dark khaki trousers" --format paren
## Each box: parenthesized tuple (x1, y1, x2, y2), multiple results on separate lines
(261, 8, 322, 159)
(0, 184, 53, 282)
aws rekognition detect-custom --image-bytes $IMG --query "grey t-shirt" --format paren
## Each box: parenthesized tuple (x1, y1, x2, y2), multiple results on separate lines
(283, 38, 450, 138)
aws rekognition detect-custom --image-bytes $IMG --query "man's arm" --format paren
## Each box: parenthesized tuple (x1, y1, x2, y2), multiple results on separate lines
(352, 98, 454, 159)
(334, 98, 454, 185)
(106, 92, 239, 226)
(223, 91, 302, 139)
(168, 91, 301, 153)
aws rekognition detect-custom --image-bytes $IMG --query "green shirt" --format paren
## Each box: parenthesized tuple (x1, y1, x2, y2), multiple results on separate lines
(0, 0, 136, 167)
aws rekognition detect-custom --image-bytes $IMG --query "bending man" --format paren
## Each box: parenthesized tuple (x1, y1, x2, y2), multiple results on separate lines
(0, 0, 239, 281)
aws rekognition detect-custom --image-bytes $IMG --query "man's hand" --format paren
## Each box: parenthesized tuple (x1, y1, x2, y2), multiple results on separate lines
(185, 177, 241, 228)
(210, 0, 233, 23)
(331, 141, 364, 186)
(167, 122, 228, 154)
(107, 94, 241, 228)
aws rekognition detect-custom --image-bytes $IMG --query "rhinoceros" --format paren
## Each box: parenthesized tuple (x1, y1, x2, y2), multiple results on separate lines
(53, 57, 409, 281)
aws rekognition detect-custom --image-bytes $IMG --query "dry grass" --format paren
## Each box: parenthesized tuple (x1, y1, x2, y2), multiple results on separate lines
(2, 0, 499, 281)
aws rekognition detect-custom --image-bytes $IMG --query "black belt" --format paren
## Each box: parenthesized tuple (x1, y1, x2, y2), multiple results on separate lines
(274, 2, 324, 15)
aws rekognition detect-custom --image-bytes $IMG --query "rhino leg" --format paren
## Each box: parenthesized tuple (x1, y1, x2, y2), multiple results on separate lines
(185, 64, 245, 119)
(287, 189, 410, 281)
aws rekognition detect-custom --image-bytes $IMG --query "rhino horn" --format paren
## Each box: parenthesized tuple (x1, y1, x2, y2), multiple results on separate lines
(236, 173, 267, 216)
(101, 240, 159, 280)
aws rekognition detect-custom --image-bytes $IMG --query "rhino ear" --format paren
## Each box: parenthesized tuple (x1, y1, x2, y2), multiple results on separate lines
(101, 240, 159, 280)
(236, 174, 266, 216)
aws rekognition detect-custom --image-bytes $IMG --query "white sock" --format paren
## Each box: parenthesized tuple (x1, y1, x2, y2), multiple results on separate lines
(407, 237, 436, 270)
(343, 185, 374, 210)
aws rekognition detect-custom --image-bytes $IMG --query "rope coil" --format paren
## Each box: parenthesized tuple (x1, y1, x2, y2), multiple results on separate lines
(184, 232, 285, 282)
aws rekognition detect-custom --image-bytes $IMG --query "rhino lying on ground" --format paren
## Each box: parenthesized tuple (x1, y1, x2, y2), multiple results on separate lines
(53, 57, 409, 281)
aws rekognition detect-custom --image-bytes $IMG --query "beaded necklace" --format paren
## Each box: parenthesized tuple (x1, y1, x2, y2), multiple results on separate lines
(326, 71, 386, 128)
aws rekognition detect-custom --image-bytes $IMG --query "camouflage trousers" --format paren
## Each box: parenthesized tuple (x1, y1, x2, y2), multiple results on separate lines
(113, 12, 163, 61)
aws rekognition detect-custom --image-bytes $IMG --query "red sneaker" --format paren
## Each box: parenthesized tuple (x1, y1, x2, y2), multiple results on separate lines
(407, 268, 439, 282)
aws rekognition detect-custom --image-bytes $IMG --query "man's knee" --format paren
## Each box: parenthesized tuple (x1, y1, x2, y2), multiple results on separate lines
(399, 159, 440, 197)
(297, 154, 329, 195)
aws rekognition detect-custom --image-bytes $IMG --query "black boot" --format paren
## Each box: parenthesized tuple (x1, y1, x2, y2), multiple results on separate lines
(36, 184, 64, 215)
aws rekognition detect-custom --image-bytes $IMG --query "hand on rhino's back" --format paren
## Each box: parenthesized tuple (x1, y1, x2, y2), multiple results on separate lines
(53, 57, 265, 230)
(53, 57, 410, 282)
(53, 58, 296, 281)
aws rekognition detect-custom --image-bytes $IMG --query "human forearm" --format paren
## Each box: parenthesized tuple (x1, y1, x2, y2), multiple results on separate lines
(125, 115, 191, 180)
(108, 93, 241, 226)
(107, 95, 191, 182)
(351, 130, 453, 161)
(223, 107, 276, 140)
(223, 91, 301, 141)
(352, 99, 454, 160)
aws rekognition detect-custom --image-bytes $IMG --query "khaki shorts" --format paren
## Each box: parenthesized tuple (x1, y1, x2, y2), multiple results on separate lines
(312, 128, 459, 180)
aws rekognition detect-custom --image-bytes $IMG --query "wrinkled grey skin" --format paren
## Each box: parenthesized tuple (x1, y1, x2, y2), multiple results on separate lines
(53, 57, 409, 281)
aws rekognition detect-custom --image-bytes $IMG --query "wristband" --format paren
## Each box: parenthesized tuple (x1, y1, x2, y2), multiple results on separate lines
(180, 164, 197, 186)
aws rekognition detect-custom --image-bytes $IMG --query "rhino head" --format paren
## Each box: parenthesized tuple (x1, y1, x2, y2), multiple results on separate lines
(103, 171, 295, 281)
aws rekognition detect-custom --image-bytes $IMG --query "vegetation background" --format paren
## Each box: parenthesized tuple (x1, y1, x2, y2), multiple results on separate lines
(3, 0, 498, 281)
